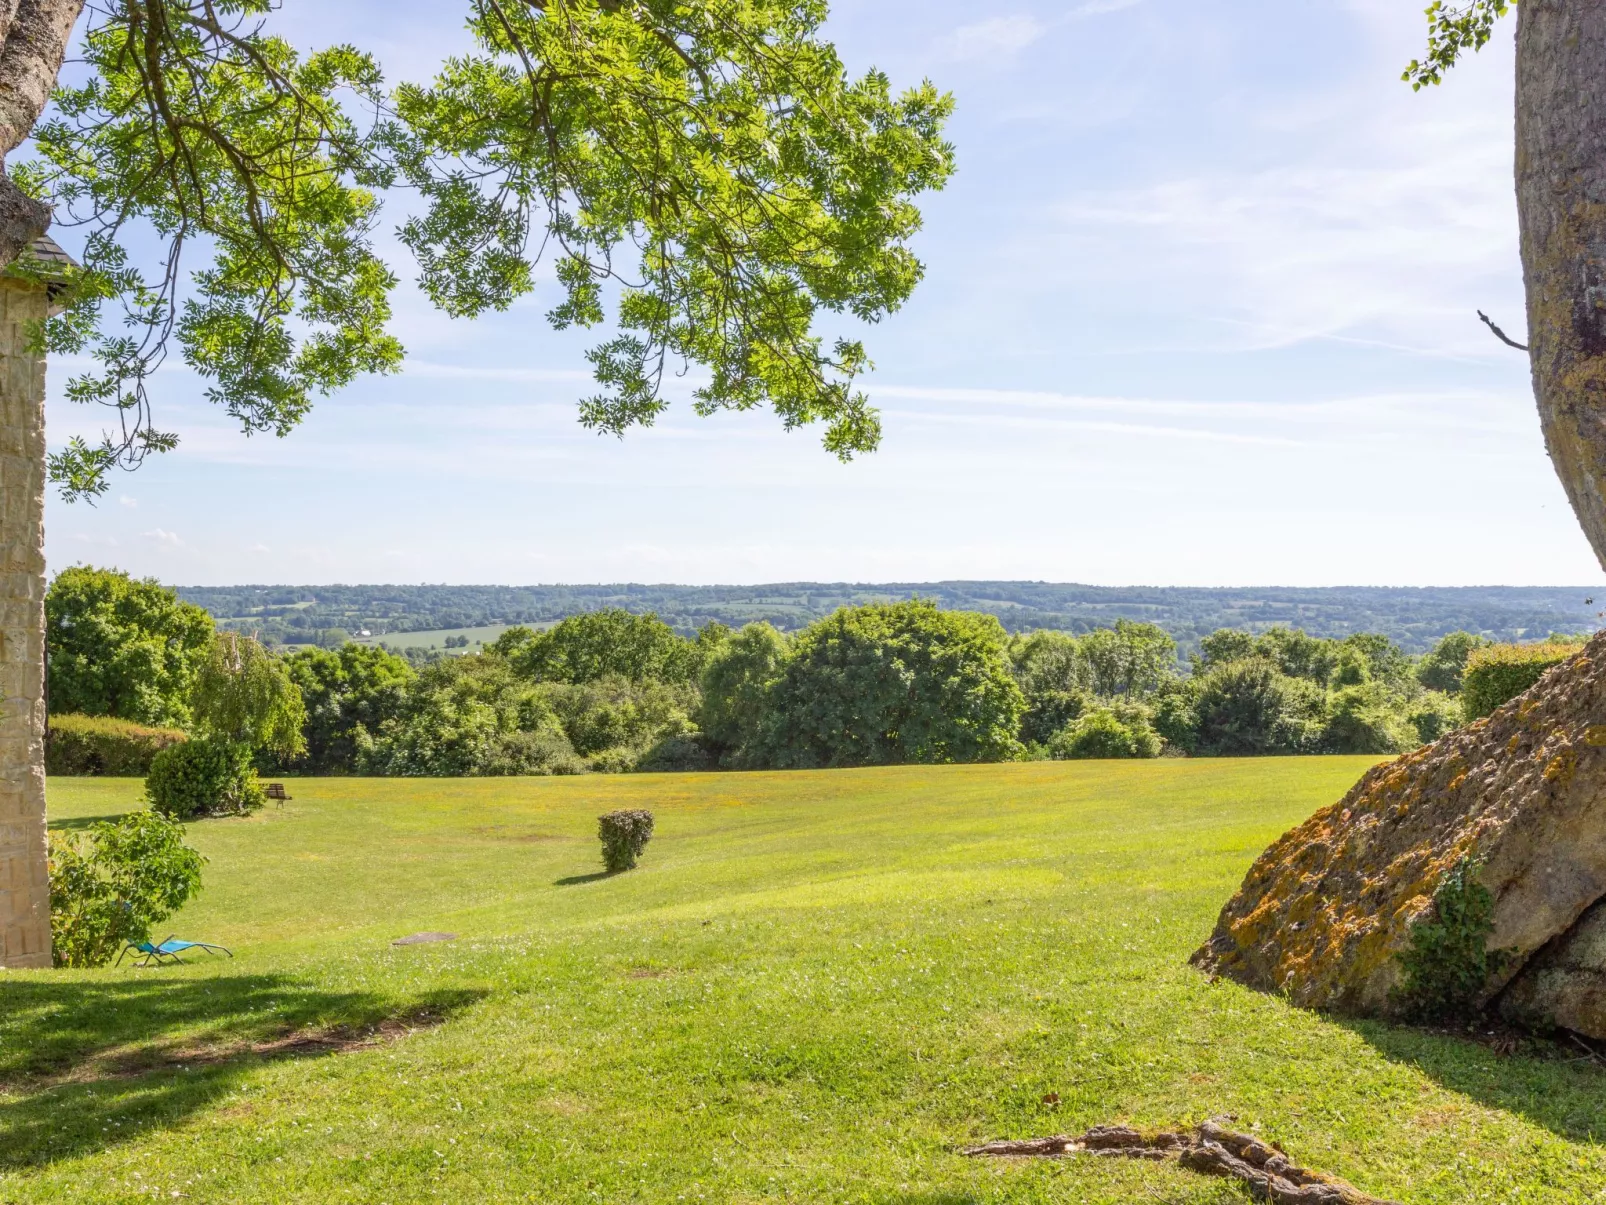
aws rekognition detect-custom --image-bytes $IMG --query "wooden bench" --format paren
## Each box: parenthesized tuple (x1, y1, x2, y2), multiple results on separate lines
(265, 782, 291, 807)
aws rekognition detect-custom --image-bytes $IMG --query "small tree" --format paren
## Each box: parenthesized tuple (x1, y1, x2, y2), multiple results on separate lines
(147, 633, 306, 818)
(191, 632, 307, 757)
(49, 811, 204, 968)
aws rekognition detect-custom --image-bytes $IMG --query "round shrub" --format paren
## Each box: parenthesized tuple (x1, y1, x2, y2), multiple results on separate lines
(1049, 705, 1161, 760)
(598, 809, 654, 872)
(144, 737, 265, 820)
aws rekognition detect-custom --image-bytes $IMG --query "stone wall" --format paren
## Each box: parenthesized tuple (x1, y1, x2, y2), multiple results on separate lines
(0, 279, 50, 969)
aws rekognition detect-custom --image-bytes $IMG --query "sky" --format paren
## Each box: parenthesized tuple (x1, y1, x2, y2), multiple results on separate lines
(42, 0, 1602, 589)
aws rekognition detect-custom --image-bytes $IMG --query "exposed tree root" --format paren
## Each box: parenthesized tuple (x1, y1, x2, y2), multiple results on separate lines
(963, 1119, 1400, 1205)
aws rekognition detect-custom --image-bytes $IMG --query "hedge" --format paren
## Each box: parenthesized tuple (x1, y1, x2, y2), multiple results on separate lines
(46, 714, 188, 776)
(1461, 641, 1584, 719)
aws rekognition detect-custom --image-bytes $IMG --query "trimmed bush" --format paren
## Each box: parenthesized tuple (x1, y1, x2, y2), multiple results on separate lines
(46, 714, 186, 776)
(598, 809, 654, 872)
(145, 737, 265, 820)
(48, 810, 205, 968)
(1462, 640, 1584, 719)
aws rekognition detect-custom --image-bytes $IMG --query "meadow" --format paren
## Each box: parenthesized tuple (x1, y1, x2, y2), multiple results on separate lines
(4, 759, 1605, 1204)
(354, 623, 516, 652)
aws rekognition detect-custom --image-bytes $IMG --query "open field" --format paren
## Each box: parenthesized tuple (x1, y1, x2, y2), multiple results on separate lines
(5, 760, 1605, 1203)
(354, 623, 517, 652)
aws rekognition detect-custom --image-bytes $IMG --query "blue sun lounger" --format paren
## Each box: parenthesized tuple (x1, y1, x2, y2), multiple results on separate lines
(117, 935, 233, 968)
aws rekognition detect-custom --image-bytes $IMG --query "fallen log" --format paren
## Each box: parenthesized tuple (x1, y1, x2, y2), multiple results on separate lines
(962, 1120, 1399, 1205)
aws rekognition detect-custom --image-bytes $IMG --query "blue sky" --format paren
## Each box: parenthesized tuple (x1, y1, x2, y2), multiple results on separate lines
(44, 0, 1598, 588)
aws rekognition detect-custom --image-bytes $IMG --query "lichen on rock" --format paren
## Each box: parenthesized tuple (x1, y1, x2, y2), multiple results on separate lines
(1192, 630, 1606, 1034)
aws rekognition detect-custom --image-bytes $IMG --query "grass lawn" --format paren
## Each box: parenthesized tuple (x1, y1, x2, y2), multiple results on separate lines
(4, 758, 1604, 1204)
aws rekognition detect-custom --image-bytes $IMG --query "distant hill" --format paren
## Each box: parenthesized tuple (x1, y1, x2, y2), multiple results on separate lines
(175, 582, 1606, 655)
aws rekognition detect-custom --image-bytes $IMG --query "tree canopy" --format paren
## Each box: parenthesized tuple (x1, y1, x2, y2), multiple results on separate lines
(45, 565, 214, 725)
(14, 0, 954, 499)
(190, 631, 306, 756)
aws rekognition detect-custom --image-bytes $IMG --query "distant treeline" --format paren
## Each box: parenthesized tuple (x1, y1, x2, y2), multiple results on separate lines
(174, 581, 1604, 655)
(47, 567, 1582, 777)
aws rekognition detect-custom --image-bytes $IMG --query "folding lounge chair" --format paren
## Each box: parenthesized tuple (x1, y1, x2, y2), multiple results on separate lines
(117, 935, 234, 967)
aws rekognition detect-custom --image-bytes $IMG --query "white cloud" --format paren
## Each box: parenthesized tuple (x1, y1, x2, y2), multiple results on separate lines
(1071, 0, 1142, 15)
(142, 528, 183, 547)
(118, 495, 138, 509)
(933, 16, 1047, 63)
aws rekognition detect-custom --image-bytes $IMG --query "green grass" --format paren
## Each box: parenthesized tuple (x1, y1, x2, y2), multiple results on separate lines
(355, 623, 519, 651)
(5, 759, 1604, 1204)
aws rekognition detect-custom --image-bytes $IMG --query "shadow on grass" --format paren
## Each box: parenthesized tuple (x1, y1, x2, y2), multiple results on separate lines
(46, 813, 134, 832)
(554, 870, 622, 886)
(1345, 1018, 1606, 1143)
(0, 973, 484, 1170)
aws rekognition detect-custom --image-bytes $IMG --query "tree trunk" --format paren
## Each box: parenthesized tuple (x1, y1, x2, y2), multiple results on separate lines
(0, 276, 50, 967)
(1517, 1, 1606, 569)
(0, 0, 87, 969)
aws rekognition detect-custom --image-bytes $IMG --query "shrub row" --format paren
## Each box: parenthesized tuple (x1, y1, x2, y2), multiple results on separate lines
(45, 714, 187, 776)
(1461, 641, 1584, 719)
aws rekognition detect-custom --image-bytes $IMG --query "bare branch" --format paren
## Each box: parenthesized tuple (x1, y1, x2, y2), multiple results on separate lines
(1478, 308, 1529, 351)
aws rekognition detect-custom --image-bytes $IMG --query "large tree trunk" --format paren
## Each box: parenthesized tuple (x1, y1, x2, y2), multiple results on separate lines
(1517, 0, 1606, 569)
(0, 0, 85, 968)
(0, 0, 84, 269)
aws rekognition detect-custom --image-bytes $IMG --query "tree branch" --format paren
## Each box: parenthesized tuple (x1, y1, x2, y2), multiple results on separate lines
(1478, 308, 1529, 351)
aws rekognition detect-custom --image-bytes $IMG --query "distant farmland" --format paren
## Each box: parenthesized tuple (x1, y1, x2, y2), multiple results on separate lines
(177, 580, 1606, 654)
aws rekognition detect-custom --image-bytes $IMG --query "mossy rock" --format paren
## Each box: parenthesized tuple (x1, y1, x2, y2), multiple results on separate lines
(1192, 630, 1606, 1033)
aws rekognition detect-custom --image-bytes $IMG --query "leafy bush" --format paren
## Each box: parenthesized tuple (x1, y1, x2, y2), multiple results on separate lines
(48, 810, 205, 968)
(1416, 631, 1490, 694)
(543, 675, 697, 764)
(1318, 683, 1417, 754)
(1008, 630, 1091, 745)
(1048, 703, 1161, 760)
(1149, 680, 1199, 753)
(633, 732, 715, 772)
(755, 601, 1025, 768)
(495, 609, 698, 684)
(1395, 856, 1509, 1022)
(1462, 640, 1584, 719)
(598, 809, 654, 872)
(46, 565, 214, 726)
(698, 622, 789, 763)
(145, 738, 265, 820)
(277, 643, 414, 773)
(1191, 658, 1320, 756)
(46, 714, 187, 776)
(1406, 690, 1463, 746)
(357, 654, 583, 776)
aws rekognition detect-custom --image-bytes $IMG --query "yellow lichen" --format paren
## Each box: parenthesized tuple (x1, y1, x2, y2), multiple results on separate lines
(1544, 748, 1578, 786)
